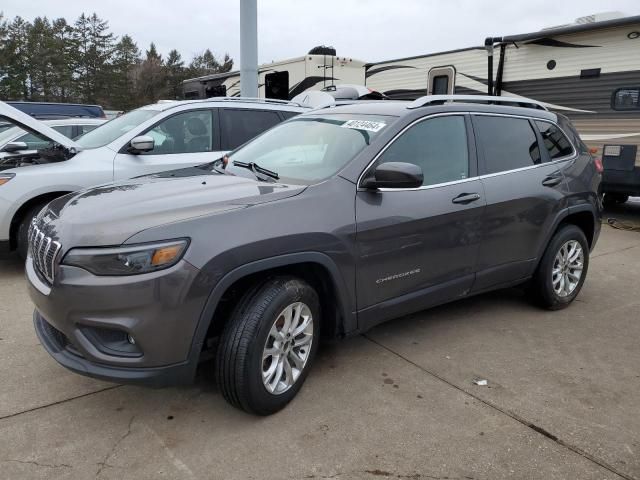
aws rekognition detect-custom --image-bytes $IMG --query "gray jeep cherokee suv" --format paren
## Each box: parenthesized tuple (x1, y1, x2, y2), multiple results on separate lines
(27, 96, 601, 415)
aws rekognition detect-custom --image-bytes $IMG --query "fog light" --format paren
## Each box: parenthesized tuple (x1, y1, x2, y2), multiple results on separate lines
(127, 334, 136, 345)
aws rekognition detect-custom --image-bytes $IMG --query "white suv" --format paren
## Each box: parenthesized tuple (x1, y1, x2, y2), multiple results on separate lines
(0, 99, 307, 256)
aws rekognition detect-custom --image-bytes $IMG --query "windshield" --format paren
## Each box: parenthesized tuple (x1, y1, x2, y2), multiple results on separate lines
(225, 114, 394, 184)
(75, 109, 160, 149)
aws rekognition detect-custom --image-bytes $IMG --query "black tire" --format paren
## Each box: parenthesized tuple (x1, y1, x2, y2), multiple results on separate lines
(531, 225, 589, 310)
(216, 276, 320, 415)
(603, 193, 629, 206)
(16, 202, 47, 259)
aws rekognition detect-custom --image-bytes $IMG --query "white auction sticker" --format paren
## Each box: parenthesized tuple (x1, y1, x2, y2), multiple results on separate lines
(341, 119, 386, 132)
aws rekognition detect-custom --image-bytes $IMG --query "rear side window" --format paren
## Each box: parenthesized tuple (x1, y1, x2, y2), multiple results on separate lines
(535, 121, 574, 159)
(220, 109, 282, 150)
(377, 115, 469, 186)
(52, 125, 74, 138)
(474, 116, 541, 174)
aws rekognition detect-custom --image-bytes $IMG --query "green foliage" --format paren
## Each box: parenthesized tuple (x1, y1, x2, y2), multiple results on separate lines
(0, 13, 234, 110)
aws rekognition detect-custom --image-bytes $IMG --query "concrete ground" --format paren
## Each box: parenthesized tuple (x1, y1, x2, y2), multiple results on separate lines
(1, 201, 639, 480)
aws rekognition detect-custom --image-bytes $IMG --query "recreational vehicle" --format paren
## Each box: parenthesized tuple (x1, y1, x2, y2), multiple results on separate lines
(365, 13, 640, 202)
(182, 48, 366, 101)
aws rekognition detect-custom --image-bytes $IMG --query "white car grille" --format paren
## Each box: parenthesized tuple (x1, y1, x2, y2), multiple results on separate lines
(28, 221, 62, 283)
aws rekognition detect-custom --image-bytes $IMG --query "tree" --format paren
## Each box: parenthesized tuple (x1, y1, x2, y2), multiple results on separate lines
(0, 17, 31, 100)
(111, 34, 141, 110)
(165, 49, 185, 100)
(72, 13, 115, 104)
(50, 18, 76, 101)
(188, 49, 233, 78)
(137, 42, 165, 104)
(0, 13, 234, 107)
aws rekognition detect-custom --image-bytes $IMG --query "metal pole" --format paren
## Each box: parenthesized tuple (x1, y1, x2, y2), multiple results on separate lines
(240, 0, 258, 98)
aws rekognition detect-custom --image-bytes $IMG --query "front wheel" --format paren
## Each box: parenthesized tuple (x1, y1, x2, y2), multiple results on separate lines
(530, 225, 589, 310)
(16, 202, 48, 259)
(216, 277, 320, 415)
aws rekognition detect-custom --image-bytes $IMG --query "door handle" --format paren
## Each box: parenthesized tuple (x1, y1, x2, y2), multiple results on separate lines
(542, 176, 563, 187)
(452, 193, 481, 204)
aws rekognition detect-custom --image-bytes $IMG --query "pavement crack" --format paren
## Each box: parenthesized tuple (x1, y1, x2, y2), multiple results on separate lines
(3, 459, 72, 469)
(0, 385, 123, 422)
(363, 334, 633, 480)
(303, 470, 476, 479)
(95, 414, 135, 478)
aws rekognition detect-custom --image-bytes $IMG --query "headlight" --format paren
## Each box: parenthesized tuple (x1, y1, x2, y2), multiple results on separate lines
(0, 173, 15, 186)
(62, 239, 189, 276)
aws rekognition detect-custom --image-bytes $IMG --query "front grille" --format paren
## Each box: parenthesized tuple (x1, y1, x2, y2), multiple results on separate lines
(28, 220, 62, 283)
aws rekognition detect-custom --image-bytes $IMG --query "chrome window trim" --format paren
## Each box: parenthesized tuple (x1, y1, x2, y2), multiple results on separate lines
(357, 111, 578, 192)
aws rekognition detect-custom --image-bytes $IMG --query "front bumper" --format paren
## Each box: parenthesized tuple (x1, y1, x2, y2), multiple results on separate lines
(34, 311, 196, 387)
(27, 255, 208, 385)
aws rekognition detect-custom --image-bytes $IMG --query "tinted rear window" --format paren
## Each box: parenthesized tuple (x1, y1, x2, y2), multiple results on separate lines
(535, 121, 574, 159)
(220, 109, 283, 149)
(474, 116, 541, 174)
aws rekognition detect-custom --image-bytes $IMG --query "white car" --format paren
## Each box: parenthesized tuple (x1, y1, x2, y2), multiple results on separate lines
(0, 118, 105, 156)
(0, 98, 308, 256)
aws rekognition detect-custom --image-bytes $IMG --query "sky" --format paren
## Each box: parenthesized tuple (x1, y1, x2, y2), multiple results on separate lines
(2, 0, 640, 65)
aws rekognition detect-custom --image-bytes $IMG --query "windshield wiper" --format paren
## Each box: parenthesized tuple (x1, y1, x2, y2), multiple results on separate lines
(233, 161, 280, 181)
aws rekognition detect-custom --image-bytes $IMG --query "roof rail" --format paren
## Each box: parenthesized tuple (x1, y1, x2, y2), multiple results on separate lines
(407, 95, 548, 111)
(190, 96, 312, 108)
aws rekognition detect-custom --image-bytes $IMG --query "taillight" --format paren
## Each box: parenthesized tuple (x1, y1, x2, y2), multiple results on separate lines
(594, 157, 604, 173)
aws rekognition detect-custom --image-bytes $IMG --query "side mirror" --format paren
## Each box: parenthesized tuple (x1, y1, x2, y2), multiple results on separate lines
(128, 135, 155, 154)
(2, 141, 29, 153)
(361, 162, 423, 189)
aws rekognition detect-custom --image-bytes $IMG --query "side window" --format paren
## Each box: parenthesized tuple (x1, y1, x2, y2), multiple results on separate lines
(143, 110, 213, 155)
(220, 109, 282, 150)
(377, 115, 469, 186)
(77, 124, 100, 137)
(535, 121, 574, 159)
(612, 87, 640, 110)
(15, 131, 54, 150)
(52, 125, 74, 138)
(474, 116, 541, 174)
(280, 111, 299, 121)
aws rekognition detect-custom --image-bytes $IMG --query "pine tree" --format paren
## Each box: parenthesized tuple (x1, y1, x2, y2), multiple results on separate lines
(72, 13, 115, 103)
(0, 17, 31, 99)
(138, 43, 165, 103)
(111, 34, 141, 110)
(165, 49, 185, 100)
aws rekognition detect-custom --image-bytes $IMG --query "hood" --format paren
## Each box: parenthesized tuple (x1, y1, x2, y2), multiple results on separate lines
(0, 101, 82, 151)
(41, 168, 305, 248)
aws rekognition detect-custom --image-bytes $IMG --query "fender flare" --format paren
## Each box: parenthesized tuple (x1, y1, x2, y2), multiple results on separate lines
(533, 204, 598, 270)
(187, 251, 355, 362)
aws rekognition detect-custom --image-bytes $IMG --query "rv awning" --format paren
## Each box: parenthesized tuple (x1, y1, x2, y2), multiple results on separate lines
(500, 15, 640, 43)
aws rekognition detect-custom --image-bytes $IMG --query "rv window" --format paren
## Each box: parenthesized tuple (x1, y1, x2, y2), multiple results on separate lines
(474, 116, 541, 174)
(535, 121, 574, 159)
(220, 109, 282, 149)
(612, 88, 640, 111)
(432, 76, 449, 95)
(265, 71, 290, 100)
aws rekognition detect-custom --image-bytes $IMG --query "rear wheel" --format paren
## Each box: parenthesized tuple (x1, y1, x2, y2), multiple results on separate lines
(530, 225, 589, 310)
(216, 277, 320, 415)
(16, 202, 47, 259)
